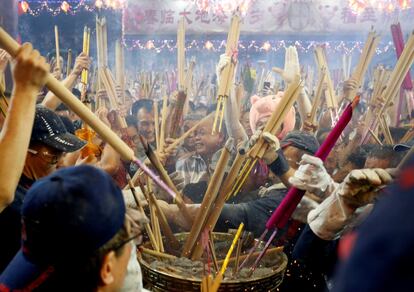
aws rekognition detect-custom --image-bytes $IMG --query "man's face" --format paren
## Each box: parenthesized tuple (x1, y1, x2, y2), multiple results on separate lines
(26, 143, 64, 179)
(194, 122, 223, 158)
(282, 146, 303, 170)
(241, 111, 253, 138)
(110, 242, 132, 291)
(183, 120, 197, 151)
(364, 156, 390, 169)
(136, 108, 155, 144)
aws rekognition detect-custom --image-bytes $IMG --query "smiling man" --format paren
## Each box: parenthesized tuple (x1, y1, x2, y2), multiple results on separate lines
(176, 114, 226, 186)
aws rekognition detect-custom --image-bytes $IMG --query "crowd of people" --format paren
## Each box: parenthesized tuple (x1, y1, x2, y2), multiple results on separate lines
(0, 25, 413, 292)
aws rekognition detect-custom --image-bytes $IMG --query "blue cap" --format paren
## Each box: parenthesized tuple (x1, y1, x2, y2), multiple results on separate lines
(281, 131, 320, 155)
(0, 165, 126, 290)
(393, 139, 414, 152)
(31, 105, 86, 152)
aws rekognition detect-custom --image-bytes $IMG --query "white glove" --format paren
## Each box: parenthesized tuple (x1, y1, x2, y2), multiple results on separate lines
(308, 168, 395, 240)
(272, 46, 300, 84)
(216, 54, 230, 87)
(337, 168, 395, 207)
(308, 191, 355, 240)
(289, 154, 337, 196)
(249, 130, 280, 164)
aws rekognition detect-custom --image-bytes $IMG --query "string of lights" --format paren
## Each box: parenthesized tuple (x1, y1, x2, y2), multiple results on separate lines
(121, 39, 396, 55)
(18, 0, 125, 16)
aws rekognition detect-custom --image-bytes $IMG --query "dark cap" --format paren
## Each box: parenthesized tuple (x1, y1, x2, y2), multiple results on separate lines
(281, 131, 320, 155)
(0, 165, 126, 290)
(393, 139, 414, 152)
(31, 105, 86, 152)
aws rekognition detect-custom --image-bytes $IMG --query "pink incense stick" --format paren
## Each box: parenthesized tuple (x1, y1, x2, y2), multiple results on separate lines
(391, 23, 413, 126)
(239, 96, 359, 273)
(391, 23, 413, 90)
(133, 158, 176, 200)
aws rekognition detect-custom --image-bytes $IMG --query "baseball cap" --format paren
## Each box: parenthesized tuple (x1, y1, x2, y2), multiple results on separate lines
(281, 131, 320, 155)
(31, 105, 86, 152)
(393, 139, 414, 152)
(0, 165, 126, 290)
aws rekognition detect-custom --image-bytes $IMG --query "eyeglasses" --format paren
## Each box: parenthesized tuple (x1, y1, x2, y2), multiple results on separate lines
(28, 148, 63, 165)
(112, 233, 141, 251)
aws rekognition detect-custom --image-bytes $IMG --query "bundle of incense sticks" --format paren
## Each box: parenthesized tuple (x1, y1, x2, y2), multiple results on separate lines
(391, 22, 413, 90)
(306, 67, 326, 126)
(183, 59, 196, 115)
(96, 16, 109, 91)
(166, 90, 187, 139)
(54, 25, 60, 72)
(115, 40, 125, 104)
(140, 175, 180, 251)
(191, 149, 246, 260)
(229, 76, 302, 198)
(314, 46, 338, 111)
(81, 26, 90, 95)
(391, 22, 413, 125)
(182, 139, 233, 259)
(362, 31, 414, 144)
(212, 14, 241, 135)
(177, 17, 186, 91)
(344, 30, 380, 102)
(127, 177, 159, 252)
(361, 66, 390, 141)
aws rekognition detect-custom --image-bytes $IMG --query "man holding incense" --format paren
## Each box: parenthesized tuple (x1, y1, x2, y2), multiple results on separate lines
(0, 105, 86, 272)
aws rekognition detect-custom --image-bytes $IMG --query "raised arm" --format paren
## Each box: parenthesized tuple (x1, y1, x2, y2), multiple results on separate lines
(0, 43, 49, 212)
(42, 52, 90, 110)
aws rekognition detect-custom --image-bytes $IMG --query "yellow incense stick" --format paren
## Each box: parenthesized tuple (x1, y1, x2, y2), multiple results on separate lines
(220, 223, 244, 274)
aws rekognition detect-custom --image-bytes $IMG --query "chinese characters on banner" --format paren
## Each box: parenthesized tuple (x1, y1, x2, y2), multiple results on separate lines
(123, 0, 414, 35)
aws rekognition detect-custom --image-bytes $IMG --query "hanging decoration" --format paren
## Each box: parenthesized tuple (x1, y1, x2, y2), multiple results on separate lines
(122, 38, 395, 55)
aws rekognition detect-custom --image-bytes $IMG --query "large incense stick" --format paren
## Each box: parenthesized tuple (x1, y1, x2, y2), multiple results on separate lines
(66, 49, 72, 78)
(115, 40, 125, 104)
(177, 17, 185, 91)
(314, 47, 337, 110)
(182, 140, 233, 258)
(0, 28, 177, 205)
(344, 31, 380, 101)
(212, 14, 241, 134)
(307, 67, 326, 125)
(191, 149, 246, 260)
(54, 25, 60, 72)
